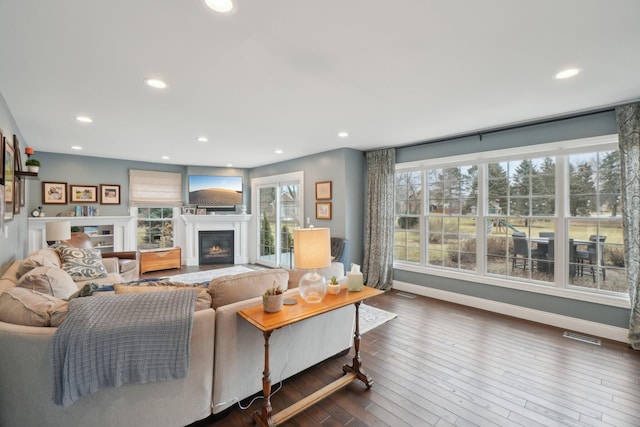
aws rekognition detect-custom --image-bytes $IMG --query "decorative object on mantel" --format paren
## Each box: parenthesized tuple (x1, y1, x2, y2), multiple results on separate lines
(262, 283, 284, 313)
(31, 206, 43, 217)
(294, 227, 331, 303)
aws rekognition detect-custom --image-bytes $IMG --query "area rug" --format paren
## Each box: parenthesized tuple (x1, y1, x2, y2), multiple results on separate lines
(162, 265, 255, 284)
(359, 304, 397, 334)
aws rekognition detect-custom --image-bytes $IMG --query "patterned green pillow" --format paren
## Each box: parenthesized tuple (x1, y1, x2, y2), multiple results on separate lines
(56, 245, 108, 282)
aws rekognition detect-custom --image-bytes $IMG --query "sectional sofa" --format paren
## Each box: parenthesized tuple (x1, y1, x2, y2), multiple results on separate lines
(0, 248, 352, 427)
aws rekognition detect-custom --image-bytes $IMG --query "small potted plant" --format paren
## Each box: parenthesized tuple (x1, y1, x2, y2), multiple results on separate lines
(263, 282, 284, 313)
(25, 158, 41, 173)
(327, 276, 341, 295)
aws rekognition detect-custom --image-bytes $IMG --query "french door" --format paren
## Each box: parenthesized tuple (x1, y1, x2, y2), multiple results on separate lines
(253, 172, 303, 268)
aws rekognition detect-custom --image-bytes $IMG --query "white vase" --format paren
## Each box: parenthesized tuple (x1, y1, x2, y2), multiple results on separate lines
(27, 165, 39, 173)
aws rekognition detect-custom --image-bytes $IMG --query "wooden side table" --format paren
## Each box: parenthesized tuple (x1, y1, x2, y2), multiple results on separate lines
(139, 247, 181, 274)
(238, 286, 383, 426)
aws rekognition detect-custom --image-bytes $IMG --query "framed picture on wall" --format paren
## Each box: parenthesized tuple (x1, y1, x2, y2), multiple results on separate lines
(316, 202, 332, 220)
(12, 136, 21, 215)
(42, 182, 67, 204)
(0, 184, 5, 234)
(100, 184, 121, 205)
(315, 181, 332, 200)
(70, 185, 98, 203)
(4, 136, 15, 221)
(0, 131, 4, 185)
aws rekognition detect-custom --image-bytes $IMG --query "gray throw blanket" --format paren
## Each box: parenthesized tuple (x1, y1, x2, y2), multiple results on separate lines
(51, 290, 198, 406)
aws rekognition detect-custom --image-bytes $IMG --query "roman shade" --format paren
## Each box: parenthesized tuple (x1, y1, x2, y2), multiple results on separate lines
(129, 169, 182, 206)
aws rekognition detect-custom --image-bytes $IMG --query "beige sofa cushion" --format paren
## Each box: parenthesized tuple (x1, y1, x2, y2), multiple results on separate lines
(18, 252, 61, 277)
(207, 269, 288, 309)
(56, 245, 108, 281)
(114, 283, 212, 311)
(0, 287, 68, 327)
(17, 266, 78, 299)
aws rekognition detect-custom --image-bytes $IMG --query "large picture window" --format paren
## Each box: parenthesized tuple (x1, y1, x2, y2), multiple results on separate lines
(394, 136, 627, 302)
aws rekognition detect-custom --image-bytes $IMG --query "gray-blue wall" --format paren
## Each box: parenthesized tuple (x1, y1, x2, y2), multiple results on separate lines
(250, 147, 366, 268)
(394, 110, 630, 328)
(0, 93, 28, 273)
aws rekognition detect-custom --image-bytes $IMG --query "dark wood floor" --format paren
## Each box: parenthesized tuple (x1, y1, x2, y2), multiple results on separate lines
(161, 266, 640, 427)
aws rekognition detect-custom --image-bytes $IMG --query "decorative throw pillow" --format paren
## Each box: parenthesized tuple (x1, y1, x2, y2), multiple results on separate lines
(56, 245, 108, 281)
(114, 282, 212, 311)
(0, 287, 68, 327)
(17, 266, 79, 299)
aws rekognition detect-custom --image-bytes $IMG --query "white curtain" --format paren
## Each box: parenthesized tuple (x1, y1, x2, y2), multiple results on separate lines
(616, 104, 640, 350)
(363, 148, 395, 290)
(129, 170, 182, 207)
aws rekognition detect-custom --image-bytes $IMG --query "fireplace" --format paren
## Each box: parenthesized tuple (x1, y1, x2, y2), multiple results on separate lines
(199, 230, 234, 265)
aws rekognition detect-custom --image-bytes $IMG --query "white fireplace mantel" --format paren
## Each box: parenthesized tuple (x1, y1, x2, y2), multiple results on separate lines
(180, 214, 252, 266)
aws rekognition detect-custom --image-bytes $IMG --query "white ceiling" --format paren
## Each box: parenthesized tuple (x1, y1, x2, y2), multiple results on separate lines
(1, 0, 640, 168)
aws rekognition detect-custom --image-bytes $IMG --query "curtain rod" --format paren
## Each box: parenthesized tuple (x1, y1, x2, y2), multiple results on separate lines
(366, 100, 638, 154)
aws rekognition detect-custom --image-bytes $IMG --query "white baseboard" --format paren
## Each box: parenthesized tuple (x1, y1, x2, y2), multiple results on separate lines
(393, 280, 629, 344)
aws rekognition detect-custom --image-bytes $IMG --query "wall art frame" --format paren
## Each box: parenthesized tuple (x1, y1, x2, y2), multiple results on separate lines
(315, 180, 332, 200)
(0, 184, 4, 234)
(70, 185, 98, 203)
(100, 184, 121, 205)
(316, 201, 332, 220)
(12, 135, 22, 214)
(0, 131, 3, 185)
(4, 136, 15, 221)
(42, 181, 67, 204)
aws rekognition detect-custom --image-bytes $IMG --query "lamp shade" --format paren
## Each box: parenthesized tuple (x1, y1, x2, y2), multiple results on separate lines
(46, 221, 71, 242)
(293, 228, 331, 270)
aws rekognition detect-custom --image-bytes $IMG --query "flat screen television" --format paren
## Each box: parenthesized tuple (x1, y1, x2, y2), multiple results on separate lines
(188, 175, 243, 207)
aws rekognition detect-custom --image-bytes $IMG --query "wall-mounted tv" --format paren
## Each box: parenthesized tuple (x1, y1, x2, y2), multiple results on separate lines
(188, 175, 243, 207)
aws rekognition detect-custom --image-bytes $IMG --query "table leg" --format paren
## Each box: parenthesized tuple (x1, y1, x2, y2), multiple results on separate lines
(253, 330, 275, 427)
(342, 301, 374, 388)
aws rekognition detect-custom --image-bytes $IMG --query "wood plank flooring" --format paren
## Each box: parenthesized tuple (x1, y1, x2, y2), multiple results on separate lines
(174, 267, 640, 427)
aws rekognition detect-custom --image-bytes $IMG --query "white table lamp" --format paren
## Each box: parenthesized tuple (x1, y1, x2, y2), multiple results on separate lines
(294, 227, 331, 303)
(46, 221, 71, 245)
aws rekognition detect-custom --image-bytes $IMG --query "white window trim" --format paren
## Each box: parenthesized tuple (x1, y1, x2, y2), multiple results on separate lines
(395, 134, 630, 308)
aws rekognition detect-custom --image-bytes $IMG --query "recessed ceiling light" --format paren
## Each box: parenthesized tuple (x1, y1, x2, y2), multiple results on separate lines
(145, 78, 167, 89)
(554, 68, 581, 80)
(197, 137, 209, 143)
(161, 155, 170, 160)
(226, 163, 233, 167)
(71, 145, 83, 150)
(204, 0, 234, 13)
(76, 116, 93, 123)
(338, 131, 349, 138)
(275, 149, 284, 154)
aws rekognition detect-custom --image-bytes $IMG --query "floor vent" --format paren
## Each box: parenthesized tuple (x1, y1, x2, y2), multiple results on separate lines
(563, 331, 601, 346)
(396, 292, 416, 299)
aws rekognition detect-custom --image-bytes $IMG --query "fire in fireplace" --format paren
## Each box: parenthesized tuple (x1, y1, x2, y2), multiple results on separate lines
(199, 230, 234, 265)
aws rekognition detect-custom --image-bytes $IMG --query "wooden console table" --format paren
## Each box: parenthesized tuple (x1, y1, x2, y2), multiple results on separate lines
(238, 285, 384, 426)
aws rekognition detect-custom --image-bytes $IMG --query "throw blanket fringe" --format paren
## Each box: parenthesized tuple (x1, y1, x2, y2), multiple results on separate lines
(51, 290, 198, 406)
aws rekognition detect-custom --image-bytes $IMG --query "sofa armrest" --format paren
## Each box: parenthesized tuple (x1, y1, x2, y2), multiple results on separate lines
(103, 251, 138, 261)
(101, 258, 120, 273)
